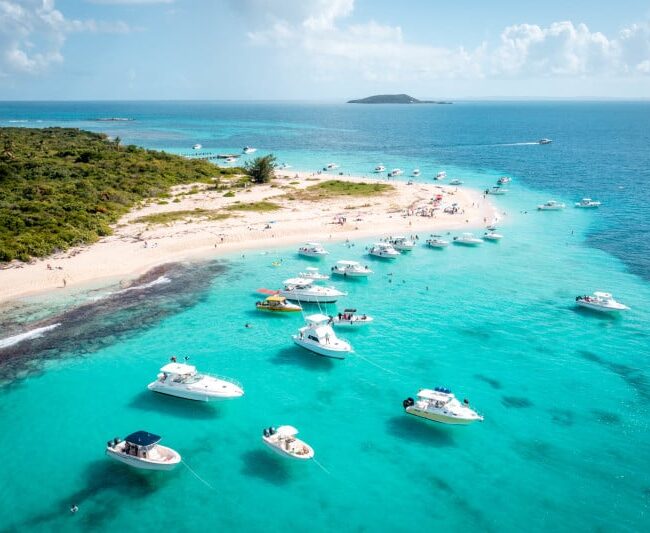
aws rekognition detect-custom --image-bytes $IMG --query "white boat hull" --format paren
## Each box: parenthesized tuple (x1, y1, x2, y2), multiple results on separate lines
(279, 290, 341, 303)
(453, 240, 482, 246)
(262, 437, 314, 460)
(405, 406, 479, 425)
(292, 335, 350, 359)
(147, 380, 243, 401)
(426, 241, 449, 248)
(576, 301, 628, 313)
(106, 446, 181, 471)
(331, 269, 371, 278)
(299, 251, 329, 258)
(369, 251, 399, 259)
(332, 317, 373, 327)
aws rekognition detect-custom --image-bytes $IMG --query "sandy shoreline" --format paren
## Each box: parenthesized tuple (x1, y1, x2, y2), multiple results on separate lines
(0, 171, 499, 305)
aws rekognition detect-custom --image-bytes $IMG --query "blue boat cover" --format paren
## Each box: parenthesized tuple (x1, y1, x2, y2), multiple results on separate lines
(125, 431, 161, 446)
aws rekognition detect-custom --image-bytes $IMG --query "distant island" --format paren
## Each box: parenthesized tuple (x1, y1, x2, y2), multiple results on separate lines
(347, 94, 452, 104)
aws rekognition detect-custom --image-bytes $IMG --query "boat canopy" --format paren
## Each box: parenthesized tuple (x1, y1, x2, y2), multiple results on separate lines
(284, 278, 313, 286)
(417, 388, 452, 401)
(266, 295, 286, 302)
(343, 309, 357, 313)
(337, 260, 360, 267)
(593, 292, 612, 299)
(125, 431, 161, 447)
(160, 362, 196, 374)
(305, 313, 331, 325)
(275, 425, 299, 437)
(305, 242, 322, 247)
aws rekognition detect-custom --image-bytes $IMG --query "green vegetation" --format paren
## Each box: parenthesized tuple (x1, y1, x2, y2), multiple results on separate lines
(223, 191, 236, 197)
(0, 127, 226, 261)
(133, 209, 230, 225)
(285, 179, 394, 201)
(225, 201, 281, 212)
(245, 154, 277, 184)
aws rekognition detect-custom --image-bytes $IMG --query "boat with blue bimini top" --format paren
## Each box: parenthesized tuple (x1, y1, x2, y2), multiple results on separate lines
(105, 431, 181, 470)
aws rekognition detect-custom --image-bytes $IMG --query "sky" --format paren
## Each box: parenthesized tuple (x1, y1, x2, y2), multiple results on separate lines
(0, 0, 649, 100)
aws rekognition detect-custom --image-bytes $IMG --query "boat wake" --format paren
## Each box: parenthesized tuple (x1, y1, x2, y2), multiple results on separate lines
(0, 323, 61, 349)
(494, 142, 541, 147)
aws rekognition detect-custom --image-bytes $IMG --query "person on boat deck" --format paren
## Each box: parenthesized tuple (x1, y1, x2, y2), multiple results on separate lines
(338, 312, 342, 320)
(170, 356, 177, 362)
(324, 333, 330, 344)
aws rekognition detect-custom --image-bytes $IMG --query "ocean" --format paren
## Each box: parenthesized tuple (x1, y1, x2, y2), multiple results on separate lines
(0, 101, 648, 532)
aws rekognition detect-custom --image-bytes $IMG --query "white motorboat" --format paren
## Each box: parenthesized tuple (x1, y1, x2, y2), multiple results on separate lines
(453, 233, 483, 246)
(449, 178, 463, 185)
(331, 260, 373, 277)
(497, 176, 511, 185)
(299, 267, 329, 280)
(368, 242, 400, 258)
(412, 169, 421, 176)
(537, 200, 566, 211)
(192, 144, 202, 150)
(279, 278, 346, 303)
(225, 157, 237, 163)
(325, 163, 339, 170)
(575, 292, 629, 313)
(298, 242, 329, 258)
(292, 314, 352, 358)
(331, 309, 373, 327)
(105, 431, 181, 471)
(374, 165, 386, 173)
(488, 186, 508, 195)
(387, 235, 415, 251)
(575, 198, 601, 208)
(435, 171, 447, 180)
(403, 388, 483, 425)
(256, 295, 302, 313)
(388, 168, 403, 177)
(426, 235, 449, 248)
(243, 146, 257, 154)
(262, 425, 314, 460)
(483, 231, 503, 241)
(148, 362, 244, 401)
(539, 138, 552, 144)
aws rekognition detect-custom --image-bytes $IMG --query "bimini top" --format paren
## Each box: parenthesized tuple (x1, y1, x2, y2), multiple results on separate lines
(305, 242, 323, 247)
(125, 431, 162, 447)
(265, 295, 286, 302)
(160, 362, 196, 375)
(283, 278, 314, 286)
(336, 260, 361, 267)
(275, 425, 299, 437)
(305, 313, 331, 325)
(417, 388, 452, 400)
(593, 292, 613, 299)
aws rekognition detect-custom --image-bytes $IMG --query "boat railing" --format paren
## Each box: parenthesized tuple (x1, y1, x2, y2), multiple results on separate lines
(204, 373, 243, 389)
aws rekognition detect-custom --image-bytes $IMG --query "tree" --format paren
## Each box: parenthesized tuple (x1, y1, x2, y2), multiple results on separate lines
(245, 154, 276, 184)
(113, 136, 121, 150)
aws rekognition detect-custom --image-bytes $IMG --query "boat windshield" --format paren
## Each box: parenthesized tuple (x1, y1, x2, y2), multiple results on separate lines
(174, 373, 201, 384)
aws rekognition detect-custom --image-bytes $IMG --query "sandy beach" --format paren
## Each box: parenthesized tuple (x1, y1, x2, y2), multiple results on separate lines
(0, 171, 498, 304)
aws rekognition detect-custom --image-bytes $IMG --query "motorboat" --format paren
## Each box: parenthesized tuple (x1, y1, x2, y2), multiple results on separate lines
(497, 176, 511, 185)
(279, 278, 346, 303)
(539, 138, 552, 144)
(435, 171, 447, 180)
(331, 260, 373, 278)
(192, 144, 202, 150)
(256, 295, 303, 313)
(483, 231, 503, 241)
(386, 235, 415, 251)
(225, 157, 237, 163)
(488, 186, 508, 195)
(368, 242, 400, 258)
(292, 314, 352, 358)
(575, 292, 629, 313)
(148, 362, 244, 401)
(298, 267, 329, 280)
(325, 163, 339, 170)
(412, 169, 421, 176)
(105, 431, 181, 471)
(449, 179, 463, 185)
(426, 235, 449, 248)
(453, 233, 483, 246)
(403, 388, 483, 425)
(575, 198, 601, 208)
(243, 146, 257, 154)
(374, 165, 386, 173)
(331, 309, 373, 327)
(298, 242, 329, 258)
(388, 168, 403, 177)
(262, 425, 314, 460)
(537, 200, 566, 211)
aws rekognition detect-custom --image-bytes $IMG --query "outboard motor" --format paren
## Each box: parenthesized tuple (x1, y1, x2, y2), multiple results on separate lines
(107, 440, 112, 448)
(403, 397, 415, 409)
(263, 428, 269, 437)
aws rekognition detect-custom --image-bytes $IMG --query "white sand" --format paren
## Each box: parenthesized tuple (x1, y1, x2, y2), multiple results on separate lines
(0, 172, 498, 304)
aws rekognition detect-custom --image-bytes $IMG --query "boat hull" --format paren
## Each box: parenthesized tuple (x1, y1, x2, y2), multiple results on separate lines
(405, 406, 479, 425)
(453, 240, 482, 246)
(105, 447, 181, 470)
(279, 291, 341, 303)
(576, 301, 628, 313)
(332, 318, 373, 327)
(369, 252, 399, 259)
(298, 251, 328, 258)
(262, 438, 314, 460)
(256, 305, 302, 313)
(331, 270, 371, 278)
(292, 336, 349, 359)
(148, 381, 243, 401)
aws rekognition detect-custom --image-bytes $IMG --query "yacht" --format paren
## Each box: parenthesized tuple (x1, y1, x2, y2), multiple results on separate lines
(412, 169, 421, 176)
(331, 260, 373, 278)
(325, 163, 339, 170)
(298, 242, 329, 258)
(105, 431, 181, 471)
(256, 295, 302, 313)
(435, 171, 447, 180)
(453, 233, 483, 246)
(225, 157, 237, 163)
(387, 236, 415, 251)
(262, 425, 314, 460)
(279, 278, 346, 303)
(497, 176, 511, 185)
(488, 186, 508, 195)
(575, 292, 629, 313)
(332, 309, 373, 328)
(374, 165, 386, 173)
(148, 361, 244, 401)
(426, 235, 449, 248)
(388, 168, 403, 177)
(192, 144, 202, 150)
(537, 200, 566, 211)
(575, 198, 601, 208)
(243, 146, 257, 154)
(368, 242, 400, 259)
(539, 138, 552, 144)
(403, 388, 483, 425)
(449, 179, 463, 185)
(292, 314, 352, 358)
(298, 267, 329, 280)
(483, 231, 503, 241)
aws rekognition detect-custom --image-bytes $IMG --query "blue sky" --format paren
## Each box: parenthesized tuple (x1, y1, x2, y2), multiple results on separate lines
(1, 0, 649, 100)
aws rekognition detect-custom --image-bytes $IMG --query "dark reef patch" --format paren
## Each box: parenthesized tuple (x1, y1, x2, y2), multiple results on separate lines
(474, 374, 502, 389)
(548, 408, 574, 427)
(501, 396, 534, 409)
(577, 350, 649, 400)
(590, 409, 621, 425)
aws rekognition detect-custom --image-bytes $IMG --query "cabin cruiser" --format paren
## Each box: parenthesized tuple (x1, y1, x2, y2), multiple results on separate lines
(256, 295, 302, 313)
(243, 146, 257, 154)
(483, 231, 503, 241)
(575, 198, 601, 208)
(403, 388, 483, 425)
(539, 138, 552, 144)
(332, 309, 373, 327)
(262, 426, 314, 460)
(387, 168, 403, 177)
(412, 169, 421, 176)
(292, 314, 352, 358)
(368, 242, 400, 258)
(331, 260, 373, 277)
(426, 235, 449, 248)
(386, 236, 415, 251)
(298, 242, 329, 258)
(537, 200, 566, 211)
(435, 171, 447, 180)
(148, 362, 244, 401)
(279, 278, 346, 303)
(374, 165, 386, 173)
(575, 292, 629, 313)
(298, 267, 329, 280)
(225, 157, 237, 163)
(453, 233, 483, 246)
(488, 186, 508, 195)
(325, 163, 339, 170)
(449, 179, 463, 185)
(105, 431, 181, 471)
(192, 144, 202, 150)
(497, 176, 511, 185)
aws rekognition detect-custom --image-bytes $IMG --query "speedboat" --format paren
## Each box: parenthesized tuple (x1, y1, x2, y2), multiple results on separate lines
(412, 169, 421, 176)
(325, 163, 339, 170)
(331, 309, 373, 327)
(449, 179, 463, 185)
(105, 431, 181, 471)
(537, 200, 566, 211)
(426, 235, 449, 248)
(243, 146, 257, 154)
(374, 165, 385, 173)
(435, 171, 447, 180)
(497, 176, 511, 185)
(453, 233, 483, 246)
(279, 278, 346, 303)
(575, 198, 601, 208)
(192, 144, 202, 150)
(298, 267, 329, 280)
(403, 388, 483, 425)
(262, 425, 314, 460)
(331, 260, 373, 277)
(387, 236, 415, 251)
(298, 242, 329, 258)
(388, 168, 403, 177)
(488, 186, 508, 195)
(368, 242, 400, 258)
(483, 231, 503, 241)
(225, 157, 237, 163)
(148, 361, 244, 401)
(256, 295, 303, 313)
(575, 292, 629, 313)
(539, 138, 552, 144)
(292, 314, 352, 358)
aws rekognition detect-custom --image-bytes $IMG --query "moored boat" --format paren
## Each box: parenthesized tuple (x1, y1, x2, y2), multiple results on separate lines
(434, 171, 446, 180)
(148, 361, 244, 401)
(575, 292, 629, 313)
(298, 266, 329, 280)
(243, 146, 257, 154)
(403, 388, 483, 425)
(262, 425, 314, 460)
(453, 233, 483, 246)
(387, 168, 403, 177)
(292, 314, 352, 358)
(575, 198, 601, 208)
(105, 431, 181, 471)
(279, 278, 346, 303)
(256, 295, 303, 312)
(298, 242, 329, 258)
(483, 231, 503, 241)
(368, 242, 400, 258)
(425, 234, 449, 248)
(331, 260, 373, 277)
(331, 309, 373, 327)
(488, 186, 508, 195)
(192, 143, 202, 150)
(386, 235, 415, 251)
(537, 200, 566, 211)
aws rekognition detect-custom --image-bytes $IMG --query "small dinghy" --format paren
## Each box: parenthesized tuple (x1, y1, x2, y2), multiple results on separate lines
(262, 425, 314, 460)
(106, 431, 181, 471)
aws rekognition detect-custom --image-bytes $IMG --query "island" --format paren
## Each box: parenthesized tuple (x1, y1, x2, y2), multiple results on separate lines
(347, 94, 452, 104)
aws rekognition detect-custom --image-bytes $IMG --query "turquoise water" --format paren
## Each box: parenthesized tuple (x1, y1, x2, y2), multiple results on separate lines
(0, 102, 649, 532)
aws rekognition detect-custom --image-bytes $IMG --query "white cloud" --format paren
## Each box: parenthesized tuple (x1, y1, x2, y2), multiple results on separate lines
(88, 0, 173, 4)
